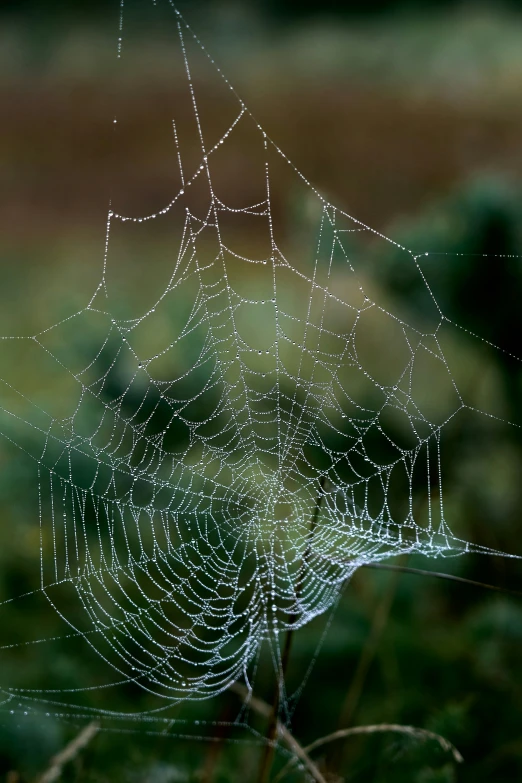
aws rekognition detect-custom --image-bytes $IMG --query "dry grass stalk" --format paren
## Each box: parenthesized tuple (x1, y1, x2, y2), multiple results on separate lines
(37, 721, 100, 783)
(230, 681, 327, 783)
(273, 722, 463, 782)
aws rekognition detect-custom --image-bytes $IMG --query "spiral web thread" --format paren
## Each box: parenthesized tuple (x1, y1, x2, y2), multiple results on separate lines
(0, 0, 517, 736)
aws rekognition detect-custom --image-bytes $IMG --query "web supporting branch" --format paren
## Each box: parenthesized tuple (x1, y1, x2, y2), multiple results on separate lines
(273, 723, 463, 783)
(257, 475, 327, 783)
(230, 682, 327, 783)
(37, 721, 100, 783)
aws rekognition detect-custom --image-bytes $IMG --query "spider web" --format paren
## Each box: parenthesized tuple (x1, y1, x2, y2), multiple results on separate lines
(0, 0, 518, 744)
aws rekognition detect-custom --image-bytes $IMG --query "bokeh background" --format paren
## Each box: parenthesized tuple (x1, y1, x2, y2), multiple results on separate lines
(1, 1, 522, 781)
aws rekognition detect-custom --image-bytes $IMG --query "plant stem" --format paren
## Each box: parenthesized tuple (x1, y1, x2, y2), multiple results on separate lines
(230, 682, 327, 783)
(37, 721, 99, 783)
(273, 722, 463, 783)
(257, 475, 327, 783)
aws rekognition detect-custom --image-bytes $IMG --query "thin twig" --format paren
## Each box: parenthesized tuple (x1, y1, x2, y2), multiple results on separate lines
(362, 562, 522, 598)
(230, 682, 327, 783)
(37, 721, 100, 783)
(273, 723, 463, 783)
(258, 476, 327, 783)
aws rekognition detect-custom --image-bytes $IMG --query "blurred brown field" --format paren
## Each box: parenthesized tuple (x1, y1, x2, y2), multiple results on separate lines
(3, 11, 522, 241)
(3, 82, 522, 233)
